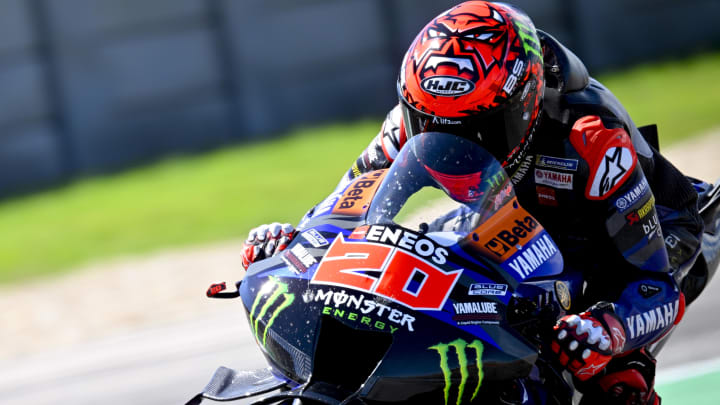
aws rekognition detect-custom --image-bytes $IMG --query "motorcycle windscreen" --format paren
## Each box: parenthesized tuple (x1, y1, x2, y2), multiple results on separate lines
(367, 132, 511, 232)
(366, 132, 563, 282)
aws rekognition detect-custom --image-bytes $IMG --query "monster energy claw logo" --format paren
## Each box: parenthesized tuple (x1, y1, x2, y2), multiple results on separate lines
(250, 276, 295, 346)
(429, 339, 484, 405)
(514, 21, 542, 59)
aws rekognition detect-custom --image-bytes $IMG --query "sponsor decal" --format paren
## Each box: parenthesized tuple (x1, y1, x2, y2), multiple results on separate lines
(433, 116, 462, 125)
(639, 284, 661, 298)
(536, 155, 579, 171)
(664, 233, 680, 249)
(461, 200, 544, 263)
(502, 59, 525, 95)
(625, 299, 680, 340)
(536, 186, 558, 207)
(510, 154, 534, 185)
(282, 244, 317, 274)
(485, 171, 506, 189)
(452, 301, 501, 325)
(507, 234, 559, 279)
(625, 195, 655, 225)
(554, 281, 571, 311)
(350, 162, 362, 178)
(429, 339, 484, 405)
(348, 225, 369, 240)
(421, 75, 475, 97)
(614, 177, 649, 212)
(333, 170, 387, 216)
(484, 215, 540, 259)
(468, 283, 507, 296)
(535, 169, 573, 190)
(642, 214, 661, 240)
(304, 288, 416, 333)
(366, 225, 449, 265)
(249, 277, 295, 346)
(301, 228, 329, 248)
(514, 21, 542, 58)
(589, 147, 635, 199)
(312, 234, 461, 310)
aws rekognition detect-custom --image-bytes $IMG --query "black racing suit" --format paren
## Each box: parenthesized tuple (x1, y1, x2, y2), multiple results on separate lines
(330, 32, 704, 396)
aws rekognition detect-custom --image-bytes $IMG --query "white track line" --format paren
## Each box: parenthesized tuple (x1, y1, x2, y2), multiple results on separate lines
(656, 356, 720, 385)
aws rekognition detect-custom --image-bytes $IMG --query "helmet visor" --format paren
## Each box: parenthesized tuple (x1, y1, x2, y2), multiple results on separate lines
(400, 80, 538, 165)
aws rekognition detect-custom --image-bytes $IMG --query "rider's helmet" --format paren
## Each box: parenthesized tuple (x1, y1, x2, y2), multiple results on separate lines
(398, 1, 544, 176)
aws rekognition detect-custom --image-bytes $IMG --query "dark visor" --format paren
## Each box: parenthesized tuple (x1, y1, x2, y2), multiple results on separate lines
(400, 84, 536, 164)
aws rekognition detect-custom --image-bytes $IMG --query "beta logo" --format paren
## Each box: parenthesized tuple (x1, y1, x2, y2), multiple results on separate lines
(333, 170, 387, 216)
(421, 75, 475, 96)
(483, 215, 540, 258)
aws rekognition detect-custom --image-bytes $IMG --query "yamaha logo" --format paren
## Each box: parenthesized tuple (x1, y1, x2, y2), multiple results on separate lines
(420, 76, 474, 96)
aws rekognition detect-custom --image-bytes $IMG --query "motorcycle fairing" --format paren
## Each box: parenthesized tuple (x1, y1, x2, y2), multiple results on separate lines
(233, 133, 575, 404)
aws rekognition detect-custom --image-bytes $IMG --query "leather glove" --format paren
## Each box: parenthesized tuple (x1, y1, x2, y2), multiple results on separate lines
(551, 310, 626, 381)
(241, 223, 295, 270)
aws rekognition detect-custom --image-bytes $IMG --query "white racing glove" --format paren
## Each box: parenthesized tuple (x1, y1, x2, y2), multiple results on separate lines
(241, 222, 295, 270)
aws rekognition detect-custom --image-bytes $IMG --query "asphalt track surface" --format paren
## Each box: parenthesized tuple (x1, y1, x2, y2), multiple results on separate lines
(1, 273, 719, 404)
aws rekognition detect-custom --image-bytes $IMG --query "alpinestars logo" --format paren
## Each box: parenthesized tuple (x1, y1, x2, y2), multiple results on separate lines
(429, 339, 484, 405)
(589, 147, 633, 198)
(249, 276, 295, 346)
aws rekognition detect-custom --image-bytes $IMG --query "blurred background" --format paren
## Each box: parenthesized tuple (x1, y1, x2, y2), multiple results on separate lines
(1, 1, 720, 404)
(2, 0, 719, 197)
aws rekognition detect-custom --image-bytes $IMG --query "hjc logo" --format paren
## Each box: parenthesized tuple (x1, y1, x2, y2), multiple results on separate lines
(421, 76, 474, 96)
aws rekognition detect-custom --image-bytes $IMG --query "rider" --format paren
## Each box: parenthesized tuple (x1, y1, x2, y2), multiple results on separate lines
(241, 2, 704, 404)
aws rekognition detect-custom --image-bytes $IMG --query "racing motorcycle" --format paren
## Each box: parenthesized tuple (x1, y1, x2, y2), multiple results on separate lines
(186, 132, 720, 405)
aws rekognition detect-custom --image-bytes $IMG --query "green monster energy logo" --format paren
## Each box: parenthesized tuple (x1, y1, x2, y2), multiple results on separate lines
(249, 276, 295, 346)
(514, 21, 542, 59)
(429, 339, 484, 405)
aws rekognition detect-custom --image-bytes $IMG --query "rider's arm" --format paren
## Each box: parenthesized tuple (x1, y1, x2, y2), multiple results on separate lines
(295, 104, 407, 230)
(336, 104, 406, 189)
(568, 115, 689, 353)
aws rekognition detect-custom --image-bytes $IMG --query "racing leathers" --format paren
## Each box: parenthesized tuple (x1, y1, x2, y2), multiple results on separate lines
(321, 34, 704, 399)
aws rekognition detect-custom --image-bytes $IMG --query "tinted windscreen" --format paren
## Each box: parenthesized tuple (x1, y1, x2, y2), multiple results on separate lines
(367, 132, 515, 236)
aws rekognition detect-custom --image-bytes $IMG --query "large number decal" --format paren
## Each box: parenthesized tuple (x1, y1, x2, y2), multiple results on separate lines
(312, 234, 461, 311)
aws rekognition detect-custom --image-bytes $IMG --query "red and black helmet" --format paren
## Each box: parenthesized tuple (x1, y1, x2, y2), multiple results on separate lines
(398, 1, 544, 173)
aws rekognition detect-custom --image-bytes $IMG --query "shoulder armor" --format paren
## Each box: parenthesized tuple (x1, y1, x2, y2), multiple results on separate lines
(569, 116, 637, 200)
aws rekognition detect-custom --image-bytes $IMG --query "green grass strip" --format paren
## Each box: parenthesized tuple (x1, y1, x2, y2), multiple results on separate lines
(598, 51, 720, 148)
(657, 368, 720, 404)
(0, 120, 377, 283)
(1, 51, 720, 283)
